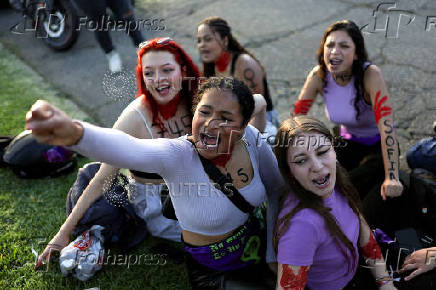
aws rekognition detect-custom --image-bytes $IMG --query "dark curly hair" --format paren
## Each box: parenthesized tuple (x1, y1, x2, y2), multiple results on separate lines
(199, 17, 265, 78)
(193, 77, 254, 126)
(273, 116, 363, 272)
(316, 20, 369, 120)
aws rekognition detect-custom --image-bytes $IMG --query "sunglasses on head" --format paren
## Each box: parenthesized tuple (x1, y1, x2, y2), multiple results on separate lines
(139, 37, 173, 49)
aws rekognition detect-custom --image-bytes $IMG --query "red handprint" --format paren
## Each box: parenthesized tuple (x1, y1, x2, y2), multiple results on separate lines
(373, 90, 392, 124)
(280, 264, 309, 290)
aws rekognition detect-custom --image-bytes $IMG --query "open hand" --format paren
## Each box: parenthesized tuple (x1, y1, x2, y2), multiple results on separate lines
(35, 233, 70, 270)
(25, 100, 83, 146)
(399, 247, 436, 281)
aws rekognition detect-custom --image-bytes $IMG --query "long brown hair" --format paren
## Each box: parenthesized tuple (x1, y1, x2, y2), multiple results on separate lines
(198, 17, 265, 78)
(136, 37, 200, 126)
(273, 116, 362, 271)
(316, 20, 369, 120)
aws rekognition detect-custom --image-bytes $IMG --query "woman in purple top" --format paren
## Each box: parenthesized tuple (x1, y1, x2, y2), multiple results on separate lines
(292, 20, 405, 235)
(273, 116, 396, 290)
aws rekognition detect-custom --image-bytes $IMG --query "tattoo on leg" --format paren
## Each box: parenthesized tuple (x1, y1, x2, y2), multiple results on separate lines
(373, 91, 392, 124)
(280, 265, 309, 290)
(243, 68, 257, 90)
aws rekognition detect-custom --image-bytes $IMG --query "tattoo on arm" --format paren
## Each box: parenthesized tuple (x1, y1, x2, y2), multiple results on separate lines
(373, 90, 392, 124)
(280, 264, 309, 290)
(383, 119, 397, 180)
(237, 168, 249, 183)
(243, 68, 257, 90)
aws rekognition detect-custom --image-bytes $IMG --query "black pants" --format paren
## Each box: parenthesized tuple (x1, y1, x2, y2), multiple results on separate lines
(73, 0, 144, 53)
(184, 252, 275, 290)
(336, 139, 411, 237)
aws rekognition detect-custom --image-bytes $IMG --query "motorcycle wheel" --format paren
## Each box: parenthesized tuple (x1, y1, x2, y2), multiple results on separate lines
(37, 0, 79, 51)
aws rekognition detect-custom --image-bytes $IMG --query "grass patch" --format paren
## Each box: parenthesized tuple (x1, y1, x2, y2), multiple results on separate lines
(0, 43, 191, 289)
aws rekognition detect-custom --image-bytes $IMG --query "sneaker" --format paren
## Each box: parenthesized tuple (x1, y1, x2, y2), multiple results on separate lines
(106, 51, 122, 73)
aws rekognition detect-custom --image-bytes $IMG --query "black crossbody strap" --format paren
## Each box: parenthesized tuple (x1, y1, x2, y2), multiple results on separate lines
(197, 154, 255, 213)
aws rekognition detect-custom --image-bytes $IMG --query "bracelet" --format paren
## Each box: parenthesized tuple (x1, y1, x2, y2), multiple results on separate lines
(376, 278, 393, 287)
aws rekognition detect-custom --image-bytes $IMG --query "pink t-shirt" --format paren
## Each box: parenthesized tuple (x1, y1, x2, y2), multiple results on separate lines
(277, 188, 360, 290)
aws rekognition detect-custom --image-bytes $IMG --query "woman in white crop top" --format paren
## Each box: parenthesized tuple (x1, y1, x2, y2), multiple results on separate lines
(28, 77, 283, 289)
(35, 37, 200, 269)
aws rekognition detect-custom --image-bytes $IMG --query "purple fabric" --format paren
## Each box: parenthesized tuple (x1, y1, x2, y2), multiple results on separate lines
(340, 126, 381, 146)
(43, 146, 73, 163)
(184, 217, 263, 271)
(322, 62, 380, 139)
(373, 228, 395, 245)
(277, 188, 360, 290)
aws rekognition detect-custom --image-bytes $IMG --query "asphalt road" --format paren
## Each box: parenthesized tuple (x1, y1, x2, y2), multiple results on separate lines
(1, 0, 435, 170)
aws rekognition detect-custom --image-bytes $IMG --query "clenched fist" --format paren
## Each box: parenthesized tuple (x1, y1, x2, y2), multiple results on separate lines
(25, 100, 83, 146)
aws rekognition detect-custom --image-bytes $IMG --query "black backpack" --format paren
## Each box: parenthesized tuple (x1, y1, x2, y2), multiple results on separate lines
(2, 130, 76, 178)
(409, 168, 436, 236)
(66, 162, 148, 250)
(407, 136, 436, 174)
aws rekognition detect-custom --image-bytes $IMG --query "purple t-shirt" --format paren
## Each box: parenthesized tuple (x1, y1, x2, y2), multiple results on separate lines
(277, 188, 360, 290)
(322, 62, 381, 145)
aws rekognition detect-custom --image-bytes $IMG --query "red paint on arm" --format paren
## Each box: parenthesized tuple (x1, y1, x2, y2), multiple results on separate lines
(373, 90, 392, 124)
(280, 264, 309, 290)
(360, 231, 382, 260)
(293, 99, 314, 115)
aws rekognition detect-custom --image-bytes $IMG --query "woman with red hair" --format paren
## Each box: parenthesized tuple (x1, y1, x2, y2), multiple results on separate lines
(35, 37, 200, 267)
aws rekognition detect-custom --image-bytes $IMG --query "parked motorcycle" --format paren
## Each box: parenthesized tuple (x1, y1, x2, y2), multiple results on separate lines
(9, 0, 79, 51)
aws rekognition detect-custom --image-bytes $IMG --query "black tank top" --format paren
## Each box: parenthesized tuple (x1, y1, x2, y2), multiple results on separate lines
(230, 53, 273, 111)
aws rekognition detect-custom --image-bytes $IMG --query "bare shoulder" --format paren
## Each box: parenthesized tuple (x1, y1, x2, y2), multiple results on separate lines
(308, 65, 322, 80)
(364, 64, 384, 81)
(113, 98, 152, 139)
(236, 53, 263, 74)
(363, 64, 387, 92)
(305, 65, 324, 92)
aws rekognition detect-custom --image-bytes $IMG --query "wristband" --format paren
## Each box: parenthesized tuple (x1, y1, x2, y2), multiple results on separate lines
(293, 99, 314, 115)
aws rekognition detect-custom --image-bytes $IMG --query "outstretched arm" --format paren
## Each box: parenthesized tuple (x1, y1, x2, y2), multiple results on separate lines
(35, 103, 150, 268)
(26, 100, 174, 174)
(292, 66, 323, 116)
(364, 65, 403, 200)
(35, 163, 119, 268)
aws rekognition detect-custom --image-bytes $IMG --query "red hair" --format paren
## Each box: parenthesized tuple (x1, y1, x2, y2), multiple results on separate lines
(135, 37, 200, 128)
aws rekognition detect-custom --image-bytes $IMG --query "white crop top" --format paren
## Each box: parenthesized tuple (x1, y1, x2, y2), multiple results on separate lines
(70, 122, 284, 262)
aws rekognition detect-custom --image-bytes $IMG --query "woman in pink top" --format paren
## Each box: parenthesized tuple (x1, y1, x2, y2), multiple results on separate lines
(292, 20, 406, 235)
(274, 116, 396, 290)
